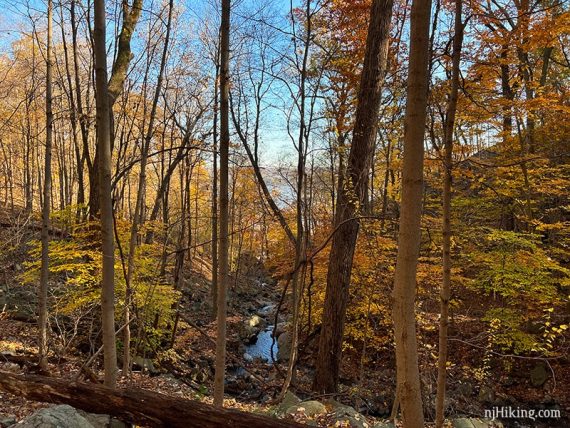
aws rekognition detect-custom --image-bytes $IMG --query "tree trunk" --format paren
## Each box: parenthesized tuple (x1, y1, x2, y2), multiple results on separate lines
(211, 50, 220, 319)
(38, 0, 54, 372)
(435, 0, 464, 426)
(89, 0, 143, 218)
(391, 0, 431, 426)
(313, 0, 394, 394)
(214, 0, 231, 408)
(93, 0, 118, 388)
(0, 371, 304, 428)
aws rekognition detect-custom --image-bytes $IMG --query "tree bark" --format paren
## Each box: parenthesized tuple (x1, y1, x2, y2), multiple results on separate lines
(391, 0, 431, 426)
(0, 371, 304, 428)
(214, 0, 230, 408)
(211, 49, 220, 319)
(435, 0, 464, 426)
(89, 0, 143, 217)
(313, 0, 394, 394)
(39, 0, 54, 372)
(93, 0, 118, 388)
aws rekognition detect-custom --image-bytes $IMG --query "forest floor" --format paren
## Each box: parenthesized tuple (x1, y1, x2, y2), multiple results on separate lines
(0, 228, 569, 427)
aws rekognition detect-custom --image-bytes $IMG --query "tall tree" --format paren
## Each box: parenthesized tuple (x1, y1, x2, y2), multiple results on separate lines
(123, 0, 174, 375)
(38, 0, 53, 372)
(435, 0, 465, 426)
(88, 0, 143, 217)
(93, 0, 118, 388)
(213, 0, 230, 408)
(391, 0, 432, 425)
(313, 0, 394, 394)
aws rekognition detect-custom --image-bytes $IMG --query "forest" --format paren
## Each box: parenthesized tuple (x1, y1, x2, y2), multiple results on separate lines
(0, 0, 568, 426)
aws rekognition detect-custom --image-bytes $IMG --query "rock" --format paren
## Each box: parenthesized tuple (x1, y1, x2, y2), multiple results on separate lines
(132, 356, 158, 374)
(452, 418, 503, 428)
(243, 352, 254, 362)
(0, 415, 16, 428)
(273, 322, 287, 338)
(76, 411, 110, 427)
(286, 400, 327, 418)
(109, 419, 128, 428)
(325, 400, 370, 428)
(18, 405, 95, 428)
(277, 331, 291, 361)
(373, 423, 395, 428)
(271, 391, 301, 416)
(257, 305, 275, 316)
(323, 399, 359, 418)
(247, 314, 265, 328)
(530, 362, 549, 387)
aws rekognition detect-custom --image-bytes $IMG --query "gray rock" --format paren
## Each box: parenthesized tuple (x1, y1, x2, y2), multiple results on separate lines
(273, 391, 301, 416)
(0, 415, 16, 428)
(286, 400, 327, 418)
(323, 399, 359, 418)
(277, 332, 291, 361)
(273, 322, 287, 338)
(243, 352, 254, 362)
(76, 411, 110, 428)
(452, 418, 503, 428)
(257, 305, 275, 316)
(109, 419, 128, 428)
(18, 405, 95, 428)
(373, 422, 395, 428)
(324, 400, 370, 427)
(530, 362, 549, 387)
(132, 356, 158, 374)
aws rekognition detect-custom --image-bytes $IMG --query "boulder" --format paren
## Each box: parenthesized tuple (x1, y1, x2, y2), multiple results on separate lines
(257, 305, 275, 317)
(273, 322, 288, 338)
(277, 332, 291, 361)
(247, 315, 265, 328)
(273, 391, 301, 416)
(132, 356, 159, 375)
(286, 401, 327, 418)
(18, 405, 95, 428)
(0, 415, 16, 428)
(324, 400, 370, 428)
(452, 418, 503, 428)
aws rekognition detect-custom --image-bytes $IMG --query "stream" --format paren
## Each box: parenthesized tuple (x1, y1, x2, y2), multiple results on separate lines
(244, 325, 278, 364)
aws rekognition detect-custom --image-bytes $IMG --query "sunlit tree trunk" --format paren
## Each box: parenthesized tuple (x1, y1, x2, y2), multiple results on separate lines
(435, 0, 464, 426)
(313, 0, 394, 394)
(391, 0, 431, 425)
(213, 0, 230, 408)
(39, 0, 54, 372)
(93, 0, 118, 388)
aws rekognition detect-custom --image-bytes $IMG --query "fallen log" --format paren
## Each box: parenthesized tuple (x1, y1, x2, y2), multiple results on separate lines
(0, 371, 304, 427)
